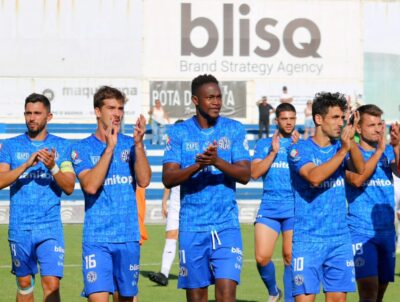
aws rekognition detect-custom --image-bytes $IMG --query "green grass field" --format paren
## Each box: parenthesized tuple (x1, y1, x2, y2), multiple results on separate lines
(1, 224, 399, 301)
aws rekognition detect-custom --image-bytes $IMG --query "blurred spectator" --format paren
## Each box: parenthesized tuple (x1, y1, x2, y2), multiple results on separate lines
(148, 99, 170, 145)
(303, 100, 315, 139)
(256, 96, 274, 139)
(279, 86, 293, 103)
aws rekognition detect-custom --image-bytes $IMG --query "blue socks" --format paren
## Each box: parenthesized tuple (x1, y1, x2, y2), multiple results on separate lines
(257, 261, 279, 296)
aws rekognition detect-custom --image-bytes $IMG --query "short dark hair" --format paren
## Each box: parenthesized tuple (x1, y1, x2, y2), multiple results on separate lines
(357, 104, 383, 121)
(94, 86, 126, 109)
(25, 93, 51, 112)
(191, 74, 219, 97)
(312, 92, 347, 121)
(275, 103, 296, 118)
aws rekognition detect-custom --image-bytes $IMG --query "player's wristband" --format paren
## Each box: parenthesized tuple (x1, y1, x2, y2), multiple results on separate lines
(50, 164, 60, 175)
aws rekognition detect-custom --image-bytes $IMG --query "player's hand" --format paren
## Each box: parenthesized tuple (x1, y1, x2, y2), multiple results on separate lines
(271, 131, 280, 154)
(390, 122, 400, 147)
(162, 202, 168, 218)
(196, 140, 218, 167)
(291, 130, 300, 144)
(134, 114, 146, 144)
(377, 121, 387, 152)
(37, 148, 56, 169)
(105, 117, 118, 151)
(25, 152, 39, 169)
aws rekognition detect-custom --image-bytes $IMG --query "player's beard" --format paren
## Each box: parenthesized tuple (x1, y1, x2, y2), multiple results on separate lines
(27, 122, 46, 138)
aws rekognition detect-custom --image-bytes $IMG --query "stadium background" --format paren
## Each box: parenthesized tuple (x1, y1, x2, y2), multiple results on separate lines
(0, 0, 399, 300)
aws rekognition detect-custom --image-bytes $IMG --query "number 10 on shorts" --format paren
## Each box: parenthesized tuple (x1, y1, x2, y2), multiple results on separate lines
(293, 257, 304, 272)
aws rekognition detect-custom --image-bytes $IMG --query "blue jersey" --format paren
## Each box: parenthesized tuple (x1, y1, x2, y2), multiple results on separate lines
(253, 137, 294, 218)
(346, 145, 395, 236)
(163, 116, 250, 232)
(0, 133, 69, 237)
(288, 138, 349, 243)
(71, 134, 140, 243)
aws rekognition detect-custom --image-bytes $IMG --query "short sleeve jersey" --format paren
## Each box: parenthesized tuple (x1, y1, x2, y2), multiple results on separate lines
(288, 138, 349, 243)
(0, 133, 70, 236)
(252, 137, 294, 218)
(346, 145, 395, 236)
(71, 134, 139, 243)
(163, 116, 250, 232)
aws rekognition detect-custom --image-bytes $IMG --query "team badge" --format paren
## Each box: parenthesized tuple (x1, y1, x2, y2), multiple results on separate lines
(87, 271, 97, 283)
(179, 266, 188, 277)
(354, 257, 365, 267)
(218, 137, 231, 150)
(13, 259, 21, 268)
(121, 150, 130, 162)
(290, 149, 298, 158)
(294, 274, 304, 286)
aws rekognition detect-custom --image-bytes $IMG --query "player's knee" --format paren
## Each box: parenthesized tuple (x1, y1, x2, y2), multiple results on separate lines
(42, 276, 60, 293)
(16, 275, 35, 295)
(255, 254, 271, 266)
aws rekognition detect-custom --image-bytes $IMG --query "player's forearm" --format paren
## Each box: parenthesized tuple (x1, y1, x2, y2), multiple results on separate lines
(302, 151, 347, 187)
(251, 152, 277, 179)
(53, 172, 76, 195)
(134, 144, 151, 188)
(79, 149, 113, 194)
(349, 141, 365, 174)
(214, 158, 251, 184)
(0, 164, 28, 189)
(346, 150, 382, 187)
(392, 146, 400, 177)
(162, 164, 201, 188)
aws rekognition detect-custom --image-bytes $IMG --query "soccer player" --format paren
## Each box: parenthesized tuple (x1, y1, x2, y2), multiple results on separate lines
(70, 86, 151, 302)
(148, 185, 180, 286)
(251, 103, 299, 302)
(345, 105, 400, 302)
(288, 92, 364, 302)
(0, 93, 76, 302)
(162, 74, 251, 302)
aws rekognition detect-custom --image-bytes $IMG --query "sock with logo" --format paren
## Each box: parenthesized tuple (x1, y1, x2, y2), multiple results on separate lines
(257, 261, 279, 296)
(283, 264, 294, 301)
(160, 239, 177, 277)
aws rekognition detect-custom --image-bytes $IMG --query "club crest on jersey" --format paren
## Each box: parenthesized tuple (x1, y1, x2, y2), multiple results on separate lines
(290, 149, 298, 158)
(165, 135, 171, 151)
(16, 152, 30, 161)
(121, 150, 130, 162)
(87, 271, 97, 283)
(218, 137, 231, 150)
(71, 150, 82, 164)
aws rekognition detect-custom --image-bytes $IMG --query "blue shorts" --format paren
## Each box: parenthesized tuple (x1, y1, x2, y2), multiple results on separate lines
(351, 231, 395, 282)
(81, 242, 140, 298)
(255, 216, 294, 234)
(9, 229, 64, 278)
(291, 240, 356, 296)
(178, 228, 243, 289)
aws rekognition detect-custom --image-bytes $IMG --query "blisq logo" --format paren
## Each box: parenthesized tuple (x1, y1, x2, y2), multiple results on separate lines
(181, 3, 321, 58)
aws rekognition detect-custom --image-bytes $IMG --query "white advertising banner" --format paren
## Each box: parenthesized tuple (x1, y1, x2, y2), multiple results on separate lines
(0, 78, 142, 123)
(0, 0, 142, 77)
(143, 0, 362, 82)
